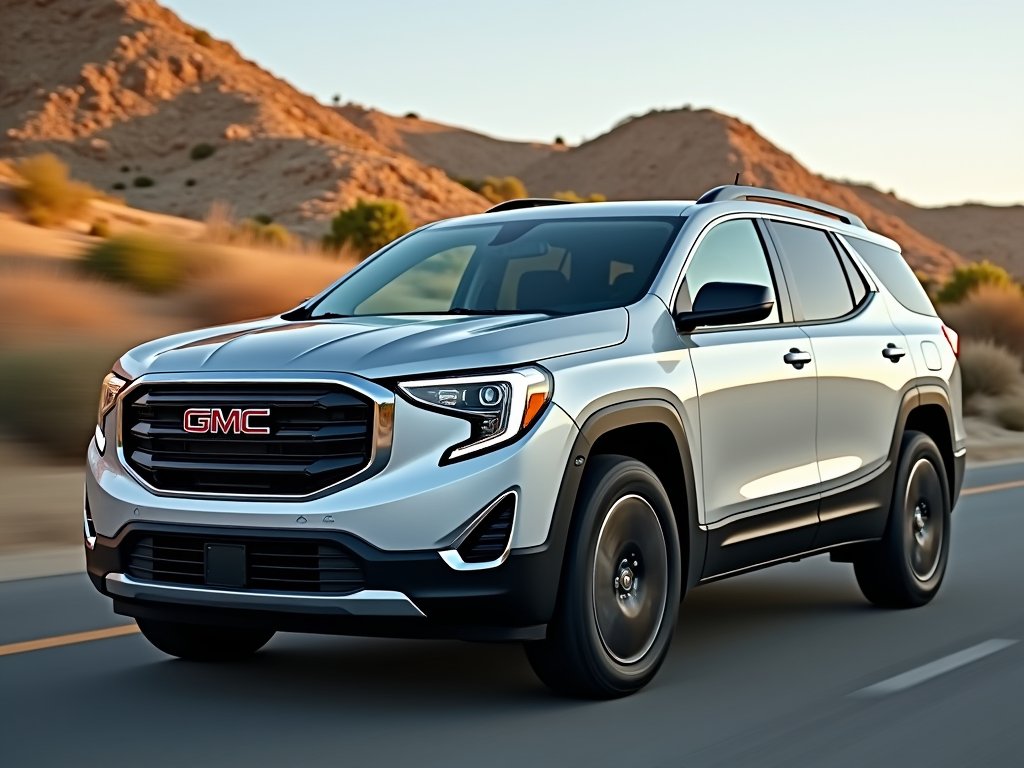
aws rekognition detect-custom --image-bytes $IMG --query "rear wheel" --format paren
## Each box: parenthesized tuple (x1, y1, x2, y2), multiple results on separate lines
(854, 430, 951, 608)
(525, 455, 681, 698)
(137, 618, 275, 662)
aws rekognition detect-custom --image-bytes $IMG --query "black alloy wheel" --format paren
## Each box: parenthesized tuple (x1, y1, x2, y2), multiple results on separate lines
(525, 455, 682, 698)
(854, 430, 951, 608)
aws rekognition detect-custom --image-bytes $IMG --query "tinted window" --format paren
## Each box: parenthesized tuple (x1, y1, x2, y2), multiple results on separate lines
(770, 222, 853, 321)
(845, 236, 937, 317)
(676, 219, 779, 324)
(310, 217, 682, 317)
(835, 241, 868, 305)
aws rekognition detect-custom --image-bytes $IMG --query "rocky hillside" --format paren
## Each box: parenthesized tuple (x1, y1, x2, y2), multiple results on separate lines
(336, 105, 565, 182)
(515, 109, 963, 280)
(0, 0, 488, 235)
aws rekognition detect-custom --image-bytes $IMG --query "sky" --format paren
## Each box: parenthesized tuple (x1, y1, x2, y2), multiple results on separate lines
(162, 0, 1024, 207)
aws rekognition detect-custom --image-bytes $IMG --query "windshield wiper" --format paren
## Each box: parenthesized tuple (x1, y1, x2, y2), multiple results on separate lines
(446, 307, 562, 316)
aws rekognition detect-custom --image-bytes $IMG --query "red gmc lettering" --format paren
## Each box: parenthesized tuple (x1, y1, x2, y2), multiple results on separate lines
(182, 408, 270, 435)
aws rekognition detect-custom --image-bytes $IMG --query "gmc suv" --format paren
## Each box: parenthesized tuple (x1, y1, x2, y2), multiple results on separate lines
(85, 185, 965, 698)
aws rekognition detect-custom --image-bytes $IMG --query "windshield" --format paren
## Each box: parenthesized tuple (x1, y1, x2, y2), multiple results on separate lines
(307, 216, 683, 318)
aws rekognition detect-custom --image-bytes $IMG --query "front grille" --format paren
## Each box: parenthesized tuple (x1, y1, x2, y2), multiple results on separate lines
(127, 534, 365, 593)
(458, 493, 515, 563)
(121, 382, 373, 496)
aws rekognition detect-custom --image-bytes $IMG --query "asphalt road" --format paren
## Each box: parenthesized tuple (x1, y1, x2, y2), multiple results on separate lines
(3, 462, 1023, 768)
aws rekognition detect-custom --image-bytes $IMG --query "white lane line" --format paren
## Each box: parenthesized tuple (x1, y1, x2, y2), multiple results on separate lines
(852, 639, 1018, 697)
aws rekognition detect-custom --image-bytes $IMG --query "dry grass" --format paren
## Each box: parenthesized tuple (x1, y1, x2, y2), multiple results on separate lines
(12, 154, 97, 227)
(941, 284, 1024, 361)
(957, 339, 1023, 399)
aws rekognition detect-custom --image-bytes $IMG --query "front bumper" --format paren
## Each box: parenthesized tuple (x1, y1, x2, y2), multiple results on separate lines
(86, 521, 563, 640)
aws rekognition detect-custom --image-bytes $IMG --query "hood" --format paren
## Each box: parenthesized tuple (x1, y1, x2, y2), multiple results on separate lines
(121, 309, 629, 380)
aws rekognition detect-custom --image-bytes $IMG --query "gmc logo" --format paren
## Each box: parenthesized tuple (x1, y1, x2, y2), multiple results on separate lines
(183, 408, 271, 435)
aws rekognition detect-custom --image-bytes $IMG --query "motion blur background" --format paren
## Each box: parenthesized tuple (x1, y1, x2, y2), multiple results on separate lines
(1, 0, 1023, 577)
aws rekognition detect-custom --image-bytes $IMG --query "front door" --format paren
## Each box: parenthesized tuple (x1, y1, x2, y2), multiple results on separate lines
(677, 218, 820, 577)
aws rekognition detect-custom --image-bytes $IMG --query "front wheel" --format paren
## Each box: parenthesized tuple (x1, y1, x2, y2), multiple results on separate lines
(854, 430, 951, 608)
(137, 618, 275, 662)
(525, 455, 682, 698)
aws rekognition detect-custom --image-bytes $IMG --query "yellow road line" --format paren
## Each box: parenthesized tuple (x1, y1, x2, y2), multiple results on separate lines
(961, 479, 1024, 497)
(0, 476, 1021, 658)
(0, 624, 139, 657)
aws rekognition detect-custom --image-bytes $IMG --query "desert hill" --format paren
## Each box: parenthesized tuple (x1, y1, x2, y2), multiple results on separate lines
(0, 0, 488, 235)
(843, 183, 1024, 280)
(515, 109, 963, 279)
(335, 105, 565, 181)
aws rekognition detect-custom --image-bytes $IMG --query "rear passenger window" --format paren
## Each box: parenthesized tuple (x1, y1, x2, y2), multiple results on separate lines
(770, 222, 853, 321)
(845, 236, 937, 317)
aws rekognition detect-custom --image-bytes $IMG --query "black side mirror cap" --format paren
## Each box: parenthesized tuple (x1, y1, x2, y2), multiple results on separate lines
(675, 282, 774, 333)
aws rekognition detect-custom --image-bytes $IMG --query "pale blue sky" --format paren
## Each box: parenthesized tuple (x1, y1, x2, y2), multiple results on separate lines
(163, 0, 1024, 207)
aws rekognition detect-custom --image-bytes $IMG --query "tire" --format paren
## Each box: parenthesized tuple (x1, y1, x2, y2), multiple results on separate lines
(525, 455, 682, 698)
(854, 430, 951, 608)
(136, 618, 275, 662)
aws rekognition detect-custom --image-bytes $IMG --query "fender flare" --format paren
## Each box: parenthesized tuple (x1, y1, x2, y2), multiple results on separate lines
(527, 399, 706, 596)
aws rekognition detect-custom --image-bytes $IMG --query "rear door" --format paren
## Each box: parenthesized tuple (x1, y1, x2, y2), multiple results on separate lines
(767, 220, 915, 545)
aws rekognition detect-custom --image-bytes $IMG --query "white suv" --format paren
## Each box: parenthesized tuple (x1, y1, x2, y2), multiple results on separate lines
(84, 185, 965, 698)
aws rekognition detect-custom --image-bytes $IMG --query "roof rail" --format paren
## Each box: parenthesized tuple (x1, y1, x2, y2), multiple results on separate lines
(695, 185, 866, 229)
(485, 198, 574, 213)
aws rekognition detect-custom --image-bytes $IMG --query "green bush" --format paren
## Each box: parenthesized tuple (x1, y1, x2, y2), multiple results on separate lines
(323, 199, 413, 258)
(190, 142, 216, 161)
(192, 29, 213, 47)
(12, 153, 96, 226)
(112, 181, 126, 190)
(995, 397, 1024, 432)
(479, 176, 527, 204)
(553, 190, 606, 203)
(81, 234, 191, 294)
(241, 219, 291, 248)
(937, 260, 1016, 304)
(133, 176, 154, 188)
(185, 178, 196, 187)
(253, 213, 274, 225)
(0, 346, 124, 459)
(454, 177, 480, 192)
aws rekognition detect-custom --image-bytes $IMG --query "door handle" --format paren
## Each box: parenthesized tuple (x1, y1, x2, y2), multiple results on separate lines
(783, 348, 812, 369)
(882, 343, 906, 362)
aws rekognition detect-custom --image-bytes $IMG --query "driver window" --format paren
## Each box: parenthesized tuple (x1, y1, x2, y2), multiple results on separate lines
(676, 219, 779, 324)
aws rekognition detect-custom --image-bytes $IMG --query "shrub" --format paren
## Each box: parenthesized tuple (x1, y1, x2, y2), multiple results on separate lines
(133, 176, 154, 188)
(941, 284, 1024, 361)
(190, 142, 216, 161)
(192, 29, 213, 47)
(253, 213, 274, 225)
(332, 94, 341, 105)
(554, 136, 565, 146)
(958, 339, 1023, 399)
(553, 190, 606, 203)
(120, 165, 130, 173)
(12, 154, 96, 226)
(81, 234, 193, 294)
(454, 177, 480, 192)
(89, 219, 111, 238)
(995, 397, 1024, 432)
(937, 260, 1016, 304)
(185, 178, 196, 187)
(478, 176, 527, 204)
(0, 345, 127, 459)
(405, 112, 419, 119)
(112, 181, 126, 190)
(323, 199, 413, 258)
(240, 219, 290, 248)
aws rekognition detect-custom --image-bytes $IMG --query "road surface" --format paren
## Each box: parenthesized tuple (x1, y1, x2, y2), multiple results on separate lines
(2, 462, 1023, 767)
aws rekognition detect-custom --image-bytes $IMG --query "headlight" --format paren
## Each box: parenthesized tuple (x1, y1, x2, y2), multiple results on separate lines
(400, 366, 552, 461)
(95, 372, 127, 453)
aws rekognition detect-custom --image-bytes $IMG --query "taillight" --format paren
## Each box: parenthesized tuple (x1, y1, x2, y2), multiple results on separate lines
(941, 324, 959, 358)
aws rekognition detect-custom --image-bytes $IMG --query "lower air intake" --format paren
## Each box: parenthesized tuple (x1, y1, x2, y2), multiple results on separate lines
(458, 492, 516, 564)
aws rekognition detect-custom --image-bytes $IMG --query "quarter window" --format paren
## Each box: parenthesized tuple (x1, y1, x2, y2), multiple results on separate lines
(770, 222, 854, 321)
(676, 219, 779, 325)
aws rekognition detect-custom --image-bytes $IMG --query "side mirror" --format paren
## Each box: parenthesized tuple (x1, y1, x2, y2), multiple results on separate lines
(675, 282, 774, 333)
